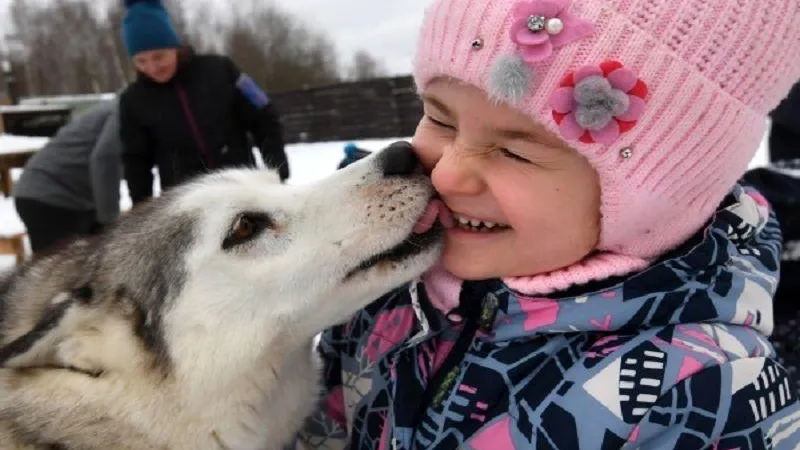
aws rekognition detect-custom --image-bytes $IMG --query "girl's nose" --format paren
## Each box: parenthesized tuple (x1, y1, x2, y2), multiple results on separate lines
(430, 144, 485, 197)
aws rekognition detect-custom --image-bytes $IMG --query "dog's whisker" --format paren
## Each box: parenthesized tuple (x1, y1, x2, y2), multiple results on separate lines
(270, 364, 279, 380)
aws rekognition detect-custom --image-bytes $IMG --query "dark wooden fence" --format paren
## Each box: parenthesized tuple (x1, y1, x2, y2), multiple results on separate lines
(0, 105, 73, 136)
(270, 75, 423, 144)
(4, 75, 425, 144)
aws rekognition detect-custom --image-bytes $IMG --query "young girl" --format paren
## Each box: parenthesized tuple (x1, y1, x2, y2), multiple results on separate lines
(299, 0, 800, 448)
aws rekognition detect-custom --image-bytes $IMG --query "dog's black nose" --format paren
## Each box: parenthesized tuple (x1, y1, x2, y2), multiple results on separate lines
(380, 141, 419, 177)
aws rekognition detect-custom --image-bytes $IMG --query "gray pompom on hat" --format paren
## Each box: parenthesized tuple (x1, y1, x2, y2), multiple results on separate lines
(488, 54, 534, 105)
(573, 76, 630, 131)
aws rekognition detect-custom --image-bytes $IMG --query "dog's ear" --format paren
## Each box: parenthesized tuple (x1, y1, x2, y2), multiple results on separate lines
(0, 286, 144, 377)
(0, 291, 83, 373)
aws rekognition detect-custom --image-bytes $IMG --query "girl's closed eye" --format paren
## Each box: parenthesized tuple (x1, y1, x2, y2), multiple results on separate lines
(426, 114, 455, 130)
(499, 147, 531, 163)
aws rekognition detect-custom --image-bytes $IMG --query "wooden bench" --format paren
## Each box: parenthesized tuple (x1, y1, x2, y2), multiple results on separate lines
(0, 232, 25, 265)
(0, 169, 28, 266)
(0, 148, 37, 197)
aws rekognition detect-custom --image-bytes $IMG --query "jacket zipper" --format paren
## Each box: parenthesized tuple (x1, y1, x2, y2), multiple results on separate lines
(176, 83, 215, 170)
(411, 283, 497, 428)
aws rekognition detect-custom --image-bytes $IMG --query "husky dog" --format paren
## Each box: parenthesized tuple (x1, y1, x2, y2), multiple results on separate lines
(0, 142, 444, 449)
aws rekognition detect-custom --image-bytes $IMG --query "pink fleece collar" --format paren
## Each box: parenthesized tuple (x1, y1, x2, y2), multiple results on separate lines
(422, 253, 651, 314)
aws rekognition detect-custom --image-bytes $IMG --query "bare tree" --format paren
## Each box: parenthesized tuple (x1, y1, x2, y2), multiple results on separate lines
(5, 0, 344, 97)
(162, 0, 189, 40)
(8, 0, 38, 94)
(347, 50, 387, 81)
(106, 4, 136, 86)
(220, 2, 341, 92)
(8, 0, 125, 96)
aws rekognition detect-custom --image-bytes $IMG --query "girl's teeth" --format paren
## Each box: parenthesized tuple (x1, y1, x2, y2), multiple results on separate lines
(452, 214, 508, 232)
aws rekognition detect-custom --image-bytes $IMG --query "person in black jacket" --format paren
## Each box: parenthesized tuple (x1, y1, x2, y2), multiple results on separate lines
(769, 80, 800, 164)
(119, 0, 289, 205)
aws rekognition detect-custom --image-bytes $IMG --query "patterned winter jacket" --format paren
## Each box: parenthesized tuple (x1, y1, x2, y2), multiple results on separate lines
(297, 185, 800, 449)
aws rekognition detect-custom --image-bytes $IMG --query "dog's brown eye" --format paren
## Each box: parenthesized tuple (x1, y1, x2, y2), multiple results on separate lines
(233, 216, 256, 240)
(223, 212, 273, 250)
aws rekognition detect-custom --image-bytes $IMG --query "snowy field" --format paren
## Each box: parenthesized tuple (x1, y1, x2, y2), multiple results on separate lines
(0, 127, 774, 269)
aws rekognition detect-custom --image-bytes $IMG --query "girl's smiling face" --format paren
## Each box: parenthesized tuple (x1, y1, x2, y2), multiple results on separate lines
(412, 78, 602, 280)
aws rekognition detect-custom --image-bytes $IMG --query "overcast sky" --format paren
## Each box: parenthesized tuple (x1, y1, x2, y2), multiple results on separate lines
(275, 0, 432, 75)
(0, 0, 434, 75)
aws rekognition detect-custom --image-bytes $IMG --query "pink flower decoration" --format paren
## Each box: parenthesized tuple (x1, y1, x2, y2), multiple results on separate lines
(550, 60, 649, 145)
(509, 0, 595, 63)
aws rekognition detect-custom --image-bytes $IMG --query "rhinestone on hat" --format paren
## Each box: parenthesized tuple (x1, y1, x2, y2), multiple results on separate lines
(546, 18, 564, 35)
(620, 147, 634, 159)
(471, 38, 484, 50)
(527, 15, 546, 32)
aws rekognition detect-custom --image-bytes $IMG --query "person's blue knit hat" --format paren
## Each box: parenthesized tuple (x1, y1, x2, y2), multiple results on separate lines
(121, 0, 181, 57)
(344, 143, 360, 155)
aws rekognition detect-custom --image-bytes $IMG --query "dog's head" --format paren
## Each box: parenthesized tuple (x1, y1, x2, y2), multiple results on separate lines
(157, 141, 444, 367)
(1, 142, 443, 387)
(168, 142, 442, 325)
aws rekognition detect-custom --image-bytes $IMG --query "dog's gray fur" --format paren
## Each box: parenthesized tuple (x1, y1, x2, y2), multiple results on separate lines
(0, 149, 442, 449)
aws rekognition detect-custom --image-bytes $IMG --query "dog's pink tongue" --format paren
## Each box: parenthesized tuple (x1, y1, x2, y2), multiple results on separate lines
(438, 201, 454, 229)
(413, 199, 455, 234)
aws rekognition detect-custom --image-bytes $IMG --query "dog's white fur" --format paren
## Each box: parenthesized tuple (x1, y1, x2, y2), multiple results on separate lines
(0, 149, 442, 449)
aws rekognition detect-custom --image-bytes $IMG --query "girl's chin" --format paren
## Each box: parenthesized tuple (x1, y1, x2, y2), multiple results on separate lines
(438, 228, 512, 279)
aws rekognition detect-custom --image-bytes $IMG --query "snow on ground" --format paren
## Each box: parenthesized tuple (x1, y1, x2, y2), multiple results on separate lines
(0, 127, 774, 269)
(0, 134, 50, 155)
(284, 137, 409, 185)
(0, 104, 73, 113)
(19, 94, 117, 107)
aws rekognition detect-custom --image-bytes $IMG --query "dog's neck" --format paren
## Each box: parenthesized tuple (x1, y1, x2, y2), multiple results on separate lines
(174, 336, 319, 449)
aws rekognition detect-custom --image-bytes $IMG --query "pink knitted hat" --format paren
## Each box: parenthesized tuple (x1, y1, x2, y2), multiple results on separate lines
(413, 0, 800, 294)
